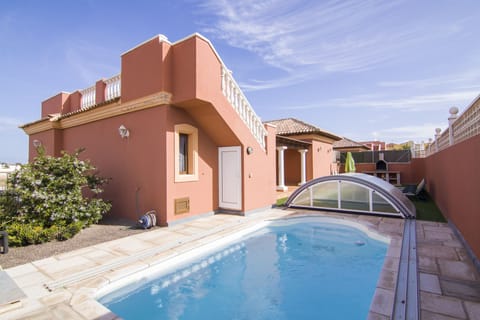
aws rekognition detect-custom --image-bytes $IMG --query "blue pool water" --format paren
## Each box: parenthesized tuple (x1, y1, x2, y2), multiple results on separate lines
(98, 218, 388, 320)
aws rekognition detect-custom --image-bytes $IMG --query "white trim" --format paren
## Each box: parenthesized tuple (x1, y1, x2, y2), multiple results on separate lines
(218, 146, 242, 210)
(121, 34, 171, 56)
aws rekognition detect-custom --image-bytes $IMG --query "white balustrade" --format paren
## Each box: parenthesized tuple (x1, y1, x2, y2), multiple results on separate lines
(105, 74, 121, 101)
(453, 99, 480, 144)
(428, 96, 480, 156)
(80, 85, 96, 109)
(221, 67, 267, 150)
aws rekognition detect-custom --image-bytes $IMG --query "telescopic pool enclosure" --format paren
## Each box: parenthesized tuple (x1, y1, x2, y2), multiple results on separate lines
(285, 173, 416, 219)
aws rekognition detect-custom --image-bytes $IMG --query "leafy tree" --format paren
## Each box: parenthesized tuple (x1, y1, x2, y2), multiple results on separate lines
(0, 147, 111, 246)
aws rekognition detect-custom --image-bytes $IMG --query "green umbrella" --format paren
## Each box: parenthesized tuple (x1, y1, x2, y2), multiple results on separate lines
(345, 152, 356, 173)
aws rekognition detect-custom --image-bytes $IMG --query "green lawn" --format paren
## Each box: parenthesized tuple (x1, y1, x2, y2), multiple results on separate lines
(409, 192, 446, 222)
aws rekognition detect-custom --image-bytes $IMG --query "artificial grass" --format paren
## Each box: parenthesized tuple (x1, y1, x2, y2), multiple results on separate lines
(409, 192, 446, 222)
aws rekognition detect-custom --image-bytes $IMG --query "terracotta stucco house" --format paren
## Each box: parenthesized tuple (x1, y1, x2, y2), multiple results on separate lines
(264, 118, 341, 188)
(21, 34, 341, 226)
(333, 137, 370, 153)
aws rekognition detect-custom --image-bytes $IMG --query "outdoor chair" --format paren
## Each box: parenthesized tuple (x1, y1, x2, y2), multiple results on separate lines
(401, 178, 426, 200)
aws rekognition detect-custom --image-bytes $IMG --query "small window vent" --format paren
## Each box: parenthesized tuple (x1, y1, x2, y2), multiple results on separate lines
(175, 197, 190, 215)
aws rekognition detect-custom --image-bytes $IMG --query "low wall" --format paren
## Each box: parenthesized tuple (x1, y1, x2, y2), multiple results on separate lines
(424, 134, 480, 262)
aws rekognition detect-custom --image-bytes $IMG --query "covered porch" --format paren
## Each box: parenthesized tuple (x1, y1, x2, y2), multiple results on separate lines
(275, 135, 311, 191)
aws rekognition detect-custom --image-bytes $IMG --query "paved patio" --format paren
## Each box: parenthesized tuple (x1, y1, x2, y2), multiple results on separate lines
(417, 221, 480, 319)
(0, 209, 478, 319)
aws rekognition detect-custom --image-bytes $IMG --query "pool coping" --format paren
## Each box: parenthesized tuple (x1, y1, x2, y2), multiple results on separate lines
(392, 219, 419, 319)
(0, 208, 405, 319)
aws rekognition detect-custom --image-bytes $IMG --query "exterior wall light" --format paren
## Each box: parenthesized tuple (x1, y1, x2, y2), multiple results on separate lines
(246, 146, 253, 155)
(32, 139, 42, 148)
(118, 125, 130, 139)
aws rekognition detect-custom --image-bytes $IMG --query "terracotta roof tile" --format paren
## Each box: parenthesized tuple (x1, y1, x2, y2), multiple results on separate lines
(333, 137, 369, 149)
(264, 118, 341, 140)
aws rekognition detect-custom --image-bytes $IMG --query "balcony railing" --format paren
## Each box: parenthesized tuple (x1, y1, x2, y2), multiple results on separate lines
(78, 68, 267, 150)
(105, 74, 121, 101)
(80, 85, 96, 109)
(221, 67, 267, 150)
(79, 74, 121, 110)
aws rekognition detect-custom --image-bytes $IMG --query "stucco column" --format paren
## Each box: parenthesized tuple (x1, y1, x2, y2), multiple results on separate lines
(298, 149, 308, 185)
(448, 107, 459, 146)
(434, 128, 441, 152)
(276, 146, 288, 191)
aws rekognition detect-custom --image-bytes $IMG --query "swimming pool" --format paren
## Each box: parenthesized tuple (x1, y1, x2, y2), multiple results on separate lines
(98, 217, 389, 319)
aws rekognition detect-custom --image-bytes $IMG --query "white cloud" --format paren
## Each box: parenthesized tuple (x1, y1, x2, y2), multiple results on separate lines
(198, 0, 461, 76)
(378, 69, 480, 89)
(281, 89, 479, 112)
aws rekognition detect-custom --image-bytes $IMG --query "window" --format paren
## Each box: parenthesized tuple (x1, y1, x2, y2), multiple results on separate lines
(179, 133, 189, 174)
(174, 124, 198, 182)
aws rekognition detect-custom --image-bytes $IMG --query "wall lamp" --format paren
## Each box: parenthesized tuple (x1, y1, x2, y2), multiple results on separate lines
(32, 139, 42, 148)
(118, 125, 130, 139)
(246, 146, 253, 155)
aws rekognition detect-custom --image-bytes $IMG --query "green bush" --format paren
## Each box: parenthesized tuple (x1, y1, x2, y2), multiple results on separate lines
(0, 147, 111, 246)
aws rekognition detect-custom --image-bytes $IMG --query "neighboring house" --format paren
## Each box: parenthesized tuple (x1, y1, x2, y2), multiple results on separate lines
(0, 164, 20, 191)
(21, 34, 277, 226)
(264, 118, 341, 189)
(359, 140, 387, 151)
(333, 137, 370, 153)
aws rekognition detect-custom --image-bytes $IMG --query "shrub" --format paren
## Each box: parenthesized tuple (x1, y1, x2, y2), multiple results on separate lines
(0, 147, 111, 246)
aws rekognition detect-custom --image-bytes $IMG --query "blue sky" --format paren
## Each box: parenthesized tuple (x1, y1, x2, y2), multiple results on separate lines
(1, 0, 480, 163)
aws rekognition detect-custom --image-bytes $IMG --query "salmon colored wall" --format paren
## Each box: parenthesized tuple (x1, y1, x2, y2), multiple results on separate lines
(165, 106, 218, 224)
(242, 124, 277, 212)
(41, 93, 69, 117)
(58, 105, 219, 226)
(28, 129, 63, 161)
(60, 107, 169, 224)
(424, 135, 480, 260)
(95, 80, 106, 105)
(66, 91, 82, 114)
(284, 149, 300, 185)
(309, 140, 334, 179)
(121, 36, 173, 103)
(170, 35, 277, 212)
(27, 34, 277, 225)
(171, 37, 197, 104)
(409, 158, 426, 184)
(281, 140, 335, 185)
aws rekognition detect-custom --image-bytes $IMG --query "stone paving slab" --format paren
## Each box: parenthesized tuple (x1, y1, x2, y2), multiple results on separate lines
(420, 272, 442, 294)
(465, 301, 480, 320)
(441, 278, 480, 302)
(0, 271, 26, 308)
(417, 221, 480, 320)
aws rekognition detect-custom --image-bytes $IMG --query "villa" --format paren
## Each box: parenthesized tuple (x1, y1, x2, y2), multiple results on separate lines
(20, 34, 343, 227)
(1, 33, 478, 319)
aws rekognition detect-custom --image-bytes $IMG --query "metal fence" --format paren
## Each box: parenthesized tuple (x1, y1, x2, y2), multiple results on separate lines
(339, 150, 411, 163)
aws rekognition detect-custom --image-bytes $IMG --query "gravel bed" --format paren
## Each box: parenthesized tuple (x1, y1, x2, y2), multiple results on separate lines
(0, 218, 157, 269)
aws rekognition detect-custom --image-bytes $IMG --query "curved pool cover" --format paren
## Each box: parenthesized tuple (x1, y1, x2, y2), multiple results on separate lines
(286, 173, 416, 218)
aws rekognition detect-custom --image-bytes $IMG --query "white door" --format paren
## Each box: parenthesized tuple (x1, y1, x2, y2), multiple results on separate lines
(219, 146, 242, 210)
